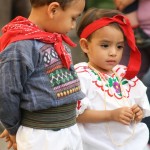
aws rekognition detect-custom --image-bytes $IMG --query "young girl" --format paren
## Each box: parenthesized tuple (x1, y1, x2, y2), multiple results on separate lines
(75, 8, 150, 150)
(0, 0, 85, 150)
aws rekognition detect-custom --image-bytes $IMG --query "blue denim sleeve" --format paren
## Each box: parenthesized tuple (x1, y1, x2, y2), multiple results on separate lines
(0, 42, 33, 135)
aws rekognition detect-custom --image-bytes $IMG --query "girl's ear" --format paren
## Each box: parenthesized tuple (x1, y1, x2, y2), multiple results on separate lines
(47, 2, 60, 18)
(79, 38, 89, 53)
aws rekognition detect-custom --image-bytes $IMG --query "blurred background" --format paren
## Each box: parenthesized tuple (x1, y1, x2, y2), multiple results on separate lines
(86, 0, 115, 9)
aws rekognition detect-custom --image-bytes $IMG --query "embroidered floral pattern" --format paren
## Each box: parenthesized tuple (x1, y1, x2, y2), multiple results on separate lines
(95, 72, 124, 98)
(75, 63, 139, 100)
(113, 82, 121, 94)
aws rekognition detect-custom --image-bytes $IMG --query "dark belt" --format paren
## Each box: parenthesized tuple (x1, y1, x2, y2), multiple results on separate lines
(21, 102, 76, 130)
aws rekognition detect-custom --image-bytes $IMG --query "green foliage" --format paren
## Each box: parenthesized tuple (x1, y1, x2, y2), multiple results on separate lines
(86, 0, 116, 9)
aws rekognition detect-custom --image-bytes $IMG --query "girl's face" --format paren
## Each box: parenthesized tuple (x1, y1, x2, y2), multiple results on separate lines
(83, 25, 124, 74)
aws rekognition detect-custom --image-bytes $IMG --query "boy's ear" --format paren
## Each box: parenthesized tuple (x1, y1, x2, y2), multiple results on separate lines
(47, 2, 60, 18)
(79, 38, 89, 53)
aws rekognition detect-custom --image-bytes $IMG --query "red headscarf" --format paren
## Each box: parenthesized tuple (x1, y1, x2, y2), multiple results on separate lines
(80, 15, 141, 80)
(0, 16, 76, 69)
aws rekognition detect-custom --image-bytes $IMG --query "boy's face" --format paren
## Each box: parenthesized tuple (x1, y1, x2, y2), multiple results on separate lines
(46, 0, 85, 34)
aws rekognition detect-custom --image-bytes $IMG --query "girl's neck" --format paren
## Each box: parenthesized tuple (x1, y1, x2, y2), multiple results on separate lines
(88, 62, 113, 75)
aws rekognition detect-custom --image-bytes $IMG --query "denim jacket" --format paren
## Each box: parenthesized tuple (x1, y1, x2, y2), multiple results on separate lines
(0, 40, 85, 135)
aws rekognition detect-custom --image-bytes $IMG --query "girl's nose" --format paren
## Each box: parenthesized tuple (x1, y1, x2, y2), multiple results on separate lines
(109, 47, 117, 56)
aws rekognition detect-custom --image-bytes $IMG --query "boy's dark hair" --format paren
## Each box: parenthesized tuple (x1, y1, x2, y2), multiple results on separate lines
(77, 8, 123, 40)
(30, 0, 75, 9)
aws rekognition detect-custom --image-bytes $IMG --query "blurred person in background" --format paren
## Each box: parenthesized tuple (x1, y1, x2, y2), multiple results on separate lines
(114, 0, 150, 49)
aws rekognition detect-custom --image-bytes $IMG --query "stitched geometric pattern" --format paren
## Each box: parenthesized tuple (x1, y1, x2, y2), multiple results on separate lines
(49, 68, 77, 86)
(43, 46, 58, 65)
(41, 44, 81, 99)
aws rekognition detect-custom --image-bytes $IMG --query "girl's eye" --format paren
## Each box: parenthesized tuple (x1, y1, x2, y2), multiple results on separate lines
(117, 45, 124, 49)
(101, 44, 109, 48)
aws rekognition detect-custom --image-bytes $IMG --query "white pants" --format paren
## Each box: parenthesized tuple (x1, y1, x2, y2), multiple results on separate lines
(16, 124, 83, 150)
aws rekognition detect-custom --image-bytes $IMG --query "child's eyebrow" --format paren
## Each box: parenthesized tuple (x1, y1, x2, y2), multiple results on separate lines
(98, 39, 111, 43)
(118, 40, 125, 43)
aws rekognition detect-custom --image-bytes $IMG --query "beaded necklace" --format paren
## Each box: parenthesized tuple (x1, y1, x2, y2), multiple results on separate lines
(88, 62, 136, 147)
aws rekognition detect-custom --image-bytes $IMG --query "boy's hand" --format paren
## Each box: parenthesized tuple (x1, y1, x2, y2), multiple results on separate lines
(131, 104, 143, 122)
(0, 129, 17, 150)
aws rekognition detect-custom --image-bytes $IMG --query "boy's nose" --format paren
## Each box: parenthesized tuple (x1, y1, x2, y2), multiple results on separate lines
(71, 22, 76, 29)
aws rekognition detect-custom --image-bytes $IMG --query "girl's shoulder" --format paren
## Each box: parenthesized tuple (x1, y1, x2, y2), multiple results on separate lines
(113, 64, 138, 81)
(74, 62, 90, 74)
(113, 65, 141, 92)
(113, 64, 127, 78)
(74, 62, 94, 79)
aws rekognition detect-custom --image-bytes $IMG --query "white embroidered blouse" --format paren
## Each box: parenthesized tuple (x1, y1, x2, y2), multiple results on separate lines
(75, 62, 150, 150)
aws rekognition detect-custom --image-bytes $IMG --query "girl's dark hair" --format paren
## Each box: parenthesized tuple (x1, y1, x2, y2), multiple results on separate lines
(77, 8, 123, 39)
(30, 0, 75, 9)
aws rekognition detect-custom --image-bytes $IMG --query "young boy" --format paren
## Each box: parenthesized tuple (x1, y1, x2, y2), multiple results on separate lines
(0, 0, 85, 150)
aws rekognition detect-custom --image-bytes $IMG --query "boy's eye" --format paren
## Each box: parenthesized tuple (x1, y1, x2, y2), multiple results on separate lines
(72, 17, 76, 21)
